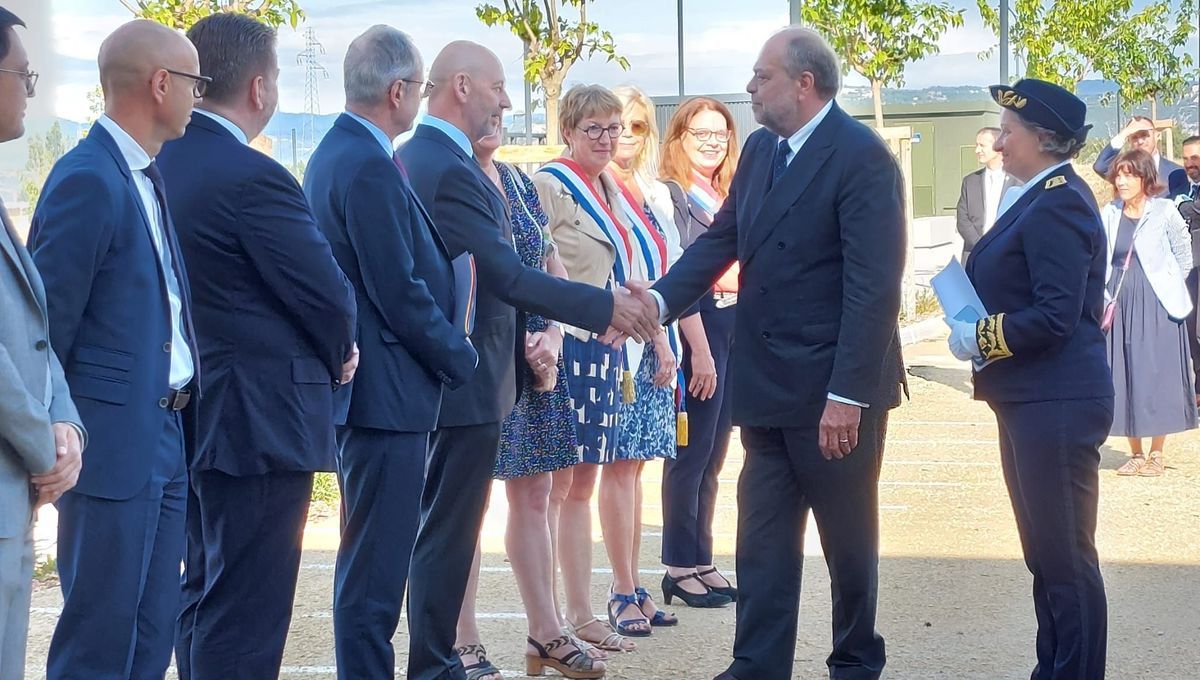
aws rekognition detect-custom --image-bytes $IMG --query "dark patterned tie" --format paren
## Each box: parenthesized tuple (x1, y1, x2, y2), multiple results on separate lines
(770, 138, 791, 190)
(141, 161, 199, 381)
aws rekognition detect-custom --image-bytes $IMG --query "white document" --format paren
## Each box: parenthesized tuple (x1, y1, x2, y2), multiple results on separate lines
(931, 257, 988, 323)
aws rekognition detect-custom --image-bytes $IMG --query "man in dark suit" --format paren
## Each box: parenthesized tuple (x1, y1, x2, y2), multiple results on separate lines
(400, 41, 661, 680)
(1093, 116, 1185, 196)
(156, 14, 358, 680)
(1172, 135, 1200, 399)
(0, 9, 85, 678)
(29, 20, 202, 679)
(956, 126, 1019, 262)
(303, 26, 480, 680)
(630, 27, 906, 680)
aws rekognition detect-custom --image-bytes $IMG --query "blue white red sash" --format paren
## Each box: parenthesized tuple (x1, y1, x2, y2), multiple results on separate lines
(688, 171, 721, 220)
(537, 159, 633, 285)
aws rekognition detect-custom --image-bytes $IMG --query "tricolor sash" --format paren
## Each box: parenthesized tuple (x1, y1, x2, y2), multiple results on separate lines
(688, 173, 739, 294)
(538, 159, 634, 284)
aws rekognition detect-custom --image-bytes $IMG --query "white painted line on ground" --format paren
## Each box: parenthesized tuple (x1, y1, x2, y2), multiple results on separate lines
(892, 420, 993, 426)
(887, 438, 998, 445)
(883, 460, 996, 467)
(25, 666, 524, 678)
(880, 481, 963, 487)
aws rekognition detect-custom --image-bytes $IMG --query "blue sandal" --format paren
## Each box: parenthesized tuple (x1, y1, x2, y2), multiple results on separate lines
(635, 586, 678, 626)
(607, 591, 652, 637)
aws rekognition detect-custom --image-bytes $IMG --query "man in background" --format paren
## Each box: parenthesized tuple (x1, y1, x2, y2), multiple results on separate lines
(1094, 116, 1185, 196)
(956, 126, 1018, 263)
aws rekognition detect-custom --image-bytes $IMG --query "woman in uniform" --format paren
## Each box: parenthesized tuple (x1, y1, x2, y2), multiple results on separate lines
(944, 78, 1112, 680)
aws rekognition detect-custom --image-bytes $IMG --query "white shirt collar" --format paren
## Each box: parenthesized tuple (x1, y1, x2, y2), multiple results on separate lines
(421, 114, 474, 158)
(780, 99, 835, 160)
(95, 114, 153, 172)
(194, 108, 248, 145)
(995, 160, 1070, 221)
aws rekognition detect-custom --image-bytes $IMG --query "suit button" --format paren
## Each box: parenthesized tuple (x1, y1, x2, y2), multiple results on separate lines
(574, 220, 581, 225)
(776, 242, 786, 250)
(34, 339, 47, 351)
(759, 286, 767, 294)
(761, 331, 771, 339)
(163, 341, 172, 353)
(158, 397, 169, 408)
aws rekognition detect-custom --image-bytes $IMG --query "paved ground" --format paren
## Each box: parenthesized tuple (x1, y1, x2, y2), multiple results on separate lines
(25, 335, 1200, 678)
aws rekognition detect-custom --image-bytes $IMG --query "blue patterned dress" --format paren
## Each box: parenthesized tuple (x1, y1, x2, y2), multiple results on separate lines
(493, 163, 580, 479)
(615, 204, 677, 461)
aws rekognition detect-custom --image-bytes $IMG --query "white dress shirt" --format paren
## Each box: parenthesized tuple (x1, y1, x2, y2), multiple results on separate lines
(983, 166, 1006, 232)
(95, 115, 195, 390)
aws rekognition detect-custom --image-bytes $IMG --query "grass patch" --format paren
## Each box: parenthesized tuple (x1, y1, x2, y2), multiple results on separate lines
(33, 556, 57, 583)
(312, 472, 340, 505)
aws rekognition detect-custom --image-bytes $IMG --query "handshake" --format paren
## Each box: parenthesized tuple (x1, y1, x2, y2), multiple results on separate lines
(602, 280, 662, 347)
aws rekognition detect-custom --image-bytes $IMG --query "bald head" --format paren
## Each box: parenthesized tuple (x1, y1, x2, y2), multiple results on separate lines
(428, 40, 501, 98)
(426, 40, 510, 141)
(99, 20, 197, 98)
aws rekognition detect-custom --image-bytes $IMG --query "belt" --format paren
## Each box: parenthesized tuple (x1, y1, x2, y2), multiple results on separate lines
(158, 388, 191, 411)
(714, 291, 738, 309)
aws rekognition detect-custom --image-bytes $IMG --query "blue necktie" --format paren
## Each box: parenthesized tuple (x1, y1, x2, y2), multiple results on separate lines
(771, 138, 791, 189)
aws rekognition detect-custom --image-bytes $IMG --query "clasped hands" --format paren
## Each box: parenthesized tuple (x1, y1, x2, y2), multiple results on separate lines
(31, 423, 83, 508)
(601, 280, 661, 347)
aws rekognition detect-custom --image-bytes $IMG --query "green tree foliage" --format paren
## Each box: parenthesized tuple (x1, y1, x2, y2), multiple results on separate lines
(476, 0, 629, 143)
(802, 0, 964, 128)
(120, 0, 304, 30)
(21, 122, 68, 210)
(1098, 0, 1196, 119)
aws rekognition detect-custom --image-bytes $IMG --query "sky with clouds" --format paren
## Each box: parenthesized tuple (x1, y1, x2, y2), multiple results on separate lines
(6, 0, 1103, 122)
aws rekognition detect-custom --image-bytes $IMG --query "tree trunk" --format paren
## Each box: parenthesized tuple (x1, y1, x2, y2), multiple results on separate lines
(872, 79, 885, 129)
(543, 75, 565, 145)
(1150, 96, 1158, 123)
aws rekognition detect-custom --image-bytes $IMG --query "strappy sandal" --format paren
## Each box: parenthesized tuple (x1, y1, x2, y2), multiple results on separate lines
(569, 618, 636, 652)
(526, 635, 606, 678)
(1117, 455, 1147, 476)
(634, 587, 677, 626)
(697, 567, 739, 602)
(607, 591, 652, 637)
(1139, 453, 1166, 477)
(454, 643, 502, 680)
(560, 626, 608, 659)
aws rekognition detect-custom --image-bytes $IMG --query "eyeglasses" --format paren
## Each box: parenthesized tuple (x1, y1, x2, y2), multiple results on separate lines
(401, 78, 434, 98)
(626, 120, 649, 137)
(0, 68, 38, 97)
(687, 128, 731, 144)
(579, 123, 624, 141)
(164, 68, 212, 98)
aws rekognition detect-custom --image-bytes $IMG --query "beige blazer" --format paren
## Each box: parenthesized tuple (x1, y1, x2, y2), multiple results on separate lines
(533, 169, 646, 340)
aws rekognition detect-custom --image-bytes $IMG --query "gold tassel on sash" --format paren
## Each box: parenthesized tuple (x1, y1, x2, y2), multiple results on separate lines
(676, 411, 689, 446)
(621, 369, 636, 404)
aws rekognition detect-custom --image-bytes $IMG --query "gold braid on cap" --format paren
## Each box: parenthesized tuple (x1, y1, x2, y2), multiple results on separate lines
(976, 313, 1013, 361)
(996, 90, 1028, 109)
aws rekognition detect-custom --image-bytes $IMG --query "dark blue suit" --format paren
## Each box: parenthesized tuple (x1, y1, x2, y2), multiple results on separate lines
(304, 113, 478, 680)
(652, 103, 906, 680)
(966, 164, 1112, 680)
(29, 121, 198, 679)
(398, 122, 613, 680)
(157, 113, 357, 680)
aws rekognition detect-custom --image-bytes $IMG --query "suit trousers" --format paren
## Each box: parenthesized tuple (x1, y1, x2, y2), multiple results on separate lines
(0, 506, 33, 680)
(406, 422, 502, 680)
(662, 300, 735, 567)
(729, 412, 888, 680)
(47, 413, 187, 680)
(175, 469, 314, 680)
(990, 398, 1111, 680)
(1187, 268, 1200, 393)
(333, 427, 427, 680)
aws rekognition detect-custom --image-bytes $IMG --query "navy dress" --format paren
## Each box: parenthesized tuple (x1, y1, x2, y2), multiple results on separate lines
(494, 163, 580, 479)
(1106, 215, 1198, 437)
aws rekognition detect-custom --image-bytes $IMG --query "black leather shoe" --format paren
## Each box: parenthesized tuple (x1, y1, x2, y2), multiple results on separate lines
(661, 572, 732, 608)
(713, 672, 740, 680)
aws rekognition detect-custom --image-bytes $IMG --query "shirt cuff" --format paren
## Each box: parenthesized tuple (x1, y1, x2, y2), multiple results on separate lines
(647, 289, 670, 324)
(54, 422, 85, 447)
(828, 392, 869, 408)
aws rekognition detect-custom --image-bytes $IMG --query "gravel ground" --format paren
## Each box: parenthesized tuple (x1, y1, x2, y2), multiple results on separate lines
(24, 336, 1200, 679)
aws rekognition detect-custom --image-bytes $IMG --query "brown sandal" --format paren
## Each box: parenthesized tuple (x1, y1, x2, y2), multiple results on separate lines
(1139, 453, 1165, 477)
(526, 635, 606, 678)
(1117, 455, 1147, 476)
(568, 617, 636, 652)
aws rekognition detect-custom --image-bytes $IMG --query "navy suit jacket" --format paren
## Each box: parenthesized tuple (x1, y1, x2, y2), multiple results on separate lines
(398, 123, 612, 427)
(29, 123, 199, 500)
(1094, 145, 1186, 197)
(305, 114, 476, 433)
(966, 165, 1113, 403)
(653, 103, 907, 427)
(157, 114, 356, 474)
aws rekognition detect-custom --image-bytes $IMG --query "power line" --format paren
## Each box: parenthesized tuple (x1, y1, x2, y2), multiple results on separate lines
(296, 26, 328, 158)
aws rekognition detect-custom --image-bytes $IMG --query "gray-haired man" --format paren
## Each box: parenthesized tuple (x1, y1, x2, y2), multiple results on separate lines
(0, 6, 85, 678)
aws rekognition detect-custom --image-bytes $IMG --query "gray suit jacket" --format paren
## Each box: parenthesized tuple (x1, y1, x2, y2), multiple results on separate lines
(0, 197, 84, 537)
(956, 168, 1019, 261)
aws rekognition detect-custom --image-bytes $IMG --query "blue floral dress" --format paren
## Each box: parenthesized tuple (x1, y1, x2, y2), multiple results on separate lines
(493, 163, 580, 479)
(615, 204, 677, 461)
